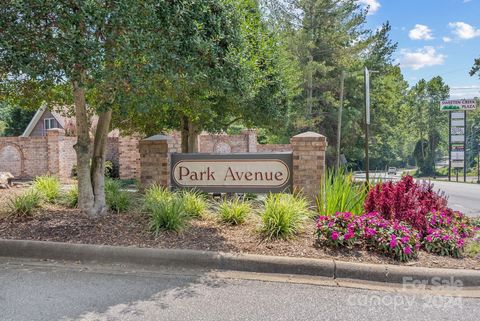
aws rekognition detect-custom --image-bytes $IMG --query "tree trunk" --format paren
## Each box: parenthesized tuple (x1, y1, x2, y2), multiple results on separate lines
(90, 109, 112, 216)
(181, 116, 189, 153)
(72, 78, 95, 216)
(180, 116, 200, 153)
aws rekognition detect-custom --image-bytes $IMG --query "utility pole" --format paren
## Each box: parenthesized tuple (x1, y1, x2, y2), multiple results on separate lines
(336, 71, 345, 170)
(364, 67, 371, 183)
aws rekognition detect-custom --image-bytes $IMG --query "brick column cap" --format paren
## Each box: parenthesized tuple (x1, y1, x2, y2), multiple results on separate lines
(290, 131, 326, 141)
(142, 134, 173, 142)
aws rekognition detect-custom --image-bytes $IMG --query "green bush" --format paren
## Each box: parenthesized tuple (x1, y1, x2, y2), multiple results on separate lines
(65, 185, 78, 208)
(8, 189, 41, 217)
(105, 178, 130, 213)
(180, 190, 207, 217)
(218, 197, 251, 225)
(260, 193, 309, 239)
(33, 175, 61, 203)
(147, 196, 189, 233)
(144, 185, 172, 211)
(316, 168, 367, 216)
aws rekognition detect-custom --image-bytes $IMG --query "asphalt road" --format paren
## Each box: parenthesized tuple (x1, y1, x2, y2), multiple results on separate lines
(1, 258, 479, 321)
(426, 180, 480, 217)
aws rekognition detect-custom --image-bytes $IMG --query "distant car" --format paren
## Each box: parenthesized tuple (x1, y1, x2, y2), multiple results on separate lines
(387, 167, 397, 175)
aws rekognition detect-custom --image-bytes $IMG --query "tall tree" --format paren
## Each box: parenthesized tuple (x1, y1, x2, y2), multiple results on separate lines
(113, 0, 300, 152)
(0, 103, 35, 136)
(1, 0, 248, 215)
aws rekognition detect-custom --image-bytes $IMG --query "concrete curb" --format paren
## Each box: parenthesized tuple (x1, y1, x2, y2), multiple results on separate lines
(0, 239, 479, 287)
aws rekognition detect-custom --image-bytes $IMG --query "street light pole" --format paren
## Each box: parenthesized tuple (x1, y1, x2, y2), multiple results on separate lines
(336, 71, 346, 170)
(364, 67, 371, 183)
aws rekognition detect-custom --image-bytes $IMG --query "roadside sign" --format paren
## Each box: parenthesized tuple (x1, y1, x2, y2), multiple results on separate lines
(452, 120, 465, 127)
(451, 127, 464, 135)
(451, 152, 465, 160)
(440, 99, 476, 111)
(452, 160, 464, 168)
(451, 112, 465, 119)
(451, 135, 464, 142)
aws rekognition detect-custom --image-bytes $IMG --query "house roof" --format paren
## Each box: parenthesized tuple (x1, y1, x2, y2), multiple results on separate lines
(21, 105, 119, 138)
(21, 105, 76, 137)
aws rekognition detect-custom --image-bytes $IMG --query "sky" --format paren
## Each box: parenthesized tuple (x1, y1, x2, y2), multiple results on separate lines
(358, 0, 480, 98)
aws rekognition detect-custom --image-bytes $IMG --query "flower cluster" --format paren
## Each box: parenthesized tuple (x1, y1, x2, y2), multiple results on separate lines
(316, 212, 420, 262)
(423, 210, 478, 257)
(364, 175, 448, 233)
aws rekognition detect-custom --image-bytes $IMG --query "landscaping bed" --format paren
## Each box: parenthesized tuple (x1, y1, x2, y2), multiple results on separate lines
(0, 186, 478, 270)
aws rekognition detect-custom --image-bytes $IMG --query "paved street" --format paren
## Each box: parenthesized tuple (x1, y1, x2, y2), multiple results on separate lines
(425, 180, 480, 217)
(1, 258, 479, 321)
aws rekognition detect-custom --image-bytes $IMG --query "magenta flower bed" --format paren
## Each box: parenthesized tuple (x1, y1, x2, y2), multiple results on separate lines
(316, 212, 420, 262)
(316, 176, 479, 262)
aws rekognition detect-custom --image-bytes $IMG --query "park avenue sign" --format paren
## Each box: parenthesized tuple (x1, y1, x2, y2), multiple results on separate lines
(440, 99, 476, 111)
(171, 153, 292, 193)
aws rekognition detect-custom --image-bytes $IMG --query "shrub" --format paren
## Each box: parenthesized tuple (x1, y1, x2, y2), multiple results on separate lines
(219, 197, 251, 225)
(180, 190, 207, 217)
(147, 196, 188, 233)
(317, 169, 368, 216)
(8, 189, 41, 217)
(33, 175, 61, 203)
(144, 185, 172, 211)
(260, 193, 309, 239)
(465, 241, 480, 259)
(422, 211, 477, 257)
(65, 185, 78, 208)
(316, 212, 420, 262)
(364, 175, 448, 233)
(105, 178, 130, 213)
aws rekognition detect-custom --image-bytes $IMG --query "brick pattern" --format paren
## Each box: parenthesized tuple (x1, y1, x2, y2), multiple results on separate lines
(139, 137, 178, 188)
(118, 136, 141, 180)
(291, 132, 327, 202)
(257, 144, 292, 153)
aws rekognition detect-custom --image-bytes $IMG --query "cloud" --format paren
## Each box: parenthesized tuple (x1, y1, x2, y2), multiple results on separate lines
(358, 0, 381, 15)
(398, 46, 446, 70)
(463, 0, 472, 3)
(442, 36, 452, 42)
(409, 24, 434, 40)
(448, 22, 480, 39)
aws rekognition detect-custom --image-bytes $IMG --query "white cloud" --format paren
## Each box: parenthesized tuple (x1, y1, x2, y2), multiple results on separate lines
(463, 0, 472, 3)
(358, 0, 381, 15)
(442, 36, 452, 42)
(448, 22, 480, 39)
(409, 24, 434, 40)
(398, 46, 446, 70)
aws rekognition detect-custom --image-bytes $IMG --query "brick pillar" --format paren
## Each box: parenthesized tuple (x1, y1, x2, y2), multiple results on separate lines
(290, 131, 327, 202)
(243, 129, 257, 153)
(119, 136, 141, 180)
(46, 128, 64, 177)
(139, 135, 177, 189)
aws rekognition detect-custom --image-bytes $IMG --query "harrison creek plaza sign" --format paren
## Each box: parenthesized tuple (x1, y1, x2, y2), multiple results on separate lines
(171, 153, 293, 193)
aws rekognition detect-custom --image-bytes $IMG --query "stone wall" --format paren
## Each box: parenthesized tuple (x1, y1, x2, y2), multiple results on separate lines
(0, 129, 121, 182)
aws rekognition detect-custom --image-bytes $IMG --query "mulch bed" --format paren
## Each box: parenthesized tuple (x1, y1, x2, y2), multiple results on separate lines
(0, 187, 479, 270)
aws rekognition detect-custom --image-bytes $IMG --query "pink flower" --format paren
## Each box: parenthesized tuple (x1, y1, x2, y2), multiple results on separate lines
(331, 231, 339, 241)
(389, 235, 397, 248)
(403, 246, 412, 255)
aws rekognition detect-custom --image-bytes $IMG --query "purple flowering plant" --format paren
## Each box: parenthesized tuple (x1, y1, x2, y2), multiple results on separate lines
(316, 212, 419, 262)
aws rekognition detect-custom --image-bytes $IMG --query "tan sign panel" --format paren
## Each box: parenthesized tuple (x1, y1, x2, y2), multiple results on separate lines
(171, 153, 293, 193)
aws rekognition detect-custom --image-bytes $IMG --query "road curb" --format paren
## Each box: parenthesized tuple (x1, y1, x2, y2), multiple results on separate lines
(0, 239, 479, 287)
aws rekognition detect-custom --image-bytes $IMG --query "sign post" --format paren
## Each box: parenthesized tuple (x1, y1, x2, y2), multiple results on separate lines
(441, 99, 477, 182)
